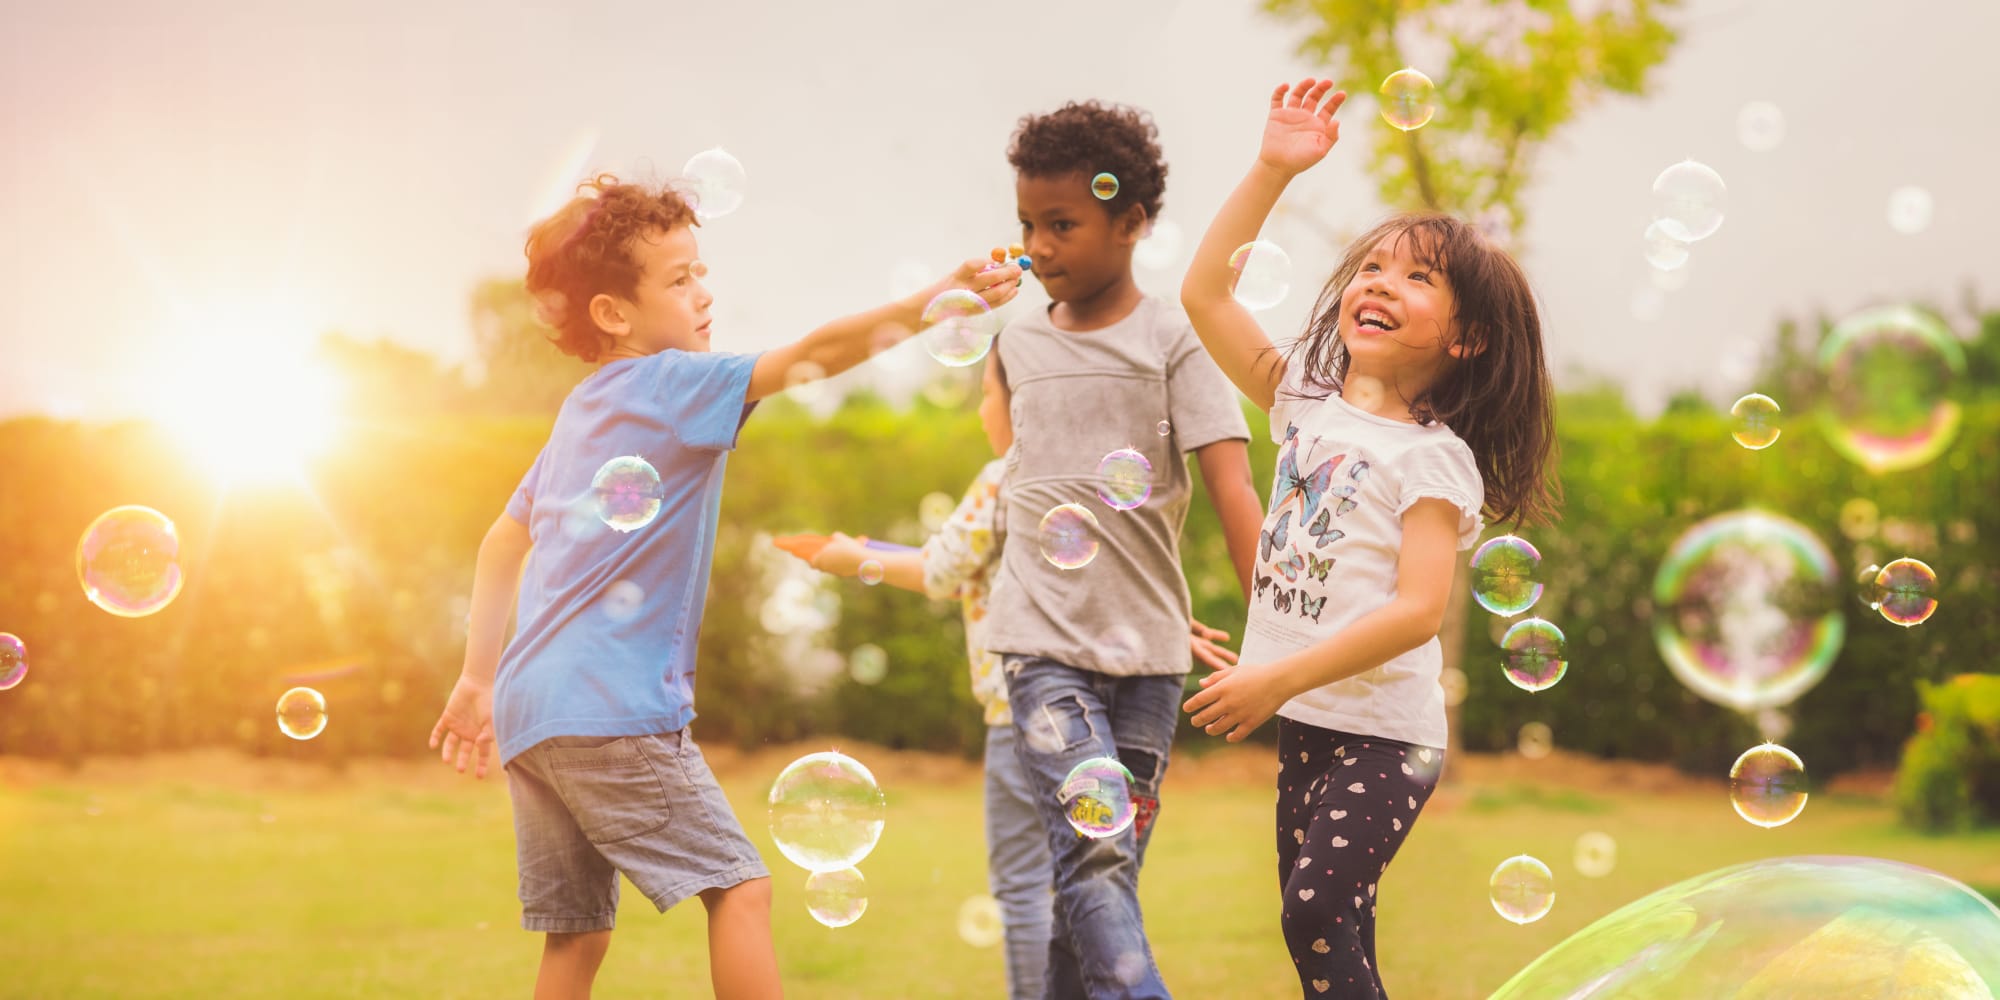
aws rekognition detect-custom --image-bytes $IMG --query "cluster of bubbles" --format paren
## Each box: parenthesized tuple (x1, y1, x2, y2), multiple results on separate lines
(592, 456, 665, 533)
(1378, 68, 1437, 131)
(1059, 756, 1137, 839)
(1729, 743, 1809, 828)
(767, 751, 887, 928)
(1490, 855, 1556, 925)
(1635, 159, 1727, 304)
(1491, 857, 2000, 998)
(276, 687, 329, 741)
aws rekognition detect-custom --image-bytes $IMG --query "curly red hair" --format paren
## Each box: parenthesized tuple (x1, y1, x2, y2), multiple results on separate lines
(524, 174, 699, 362)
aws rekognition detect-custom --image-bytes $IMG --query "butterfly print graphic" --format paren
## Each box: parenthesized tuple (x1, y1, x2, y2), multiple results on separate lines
(1306, 507, 1345, 549)
(1260, 510, 1293, 562)
(1275, 549, 1306, 583)
(1272, 443, 1343, 521)
(1255, 570, 1273, 600)
(1307, 552, 1334, 583)
(1329, 484, 1359, 518)
(1273, 587, 1294, 613)
(1298, 593, 1328, 623)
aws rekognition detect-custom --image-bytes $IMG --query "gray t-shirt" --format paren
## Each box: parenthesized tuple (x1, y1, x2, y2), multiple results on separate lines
(985, 295, 1251, 677)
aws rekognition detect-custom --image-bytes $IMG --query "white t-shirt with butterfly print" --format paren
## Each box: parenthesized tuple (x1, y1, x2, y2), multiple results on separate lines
(1238, 372, 1484, 749)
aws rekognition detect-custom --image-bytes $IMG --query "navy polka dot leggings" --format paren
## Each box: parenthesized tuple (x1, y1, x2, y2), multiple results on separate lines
(1275, 718, 1444, 999)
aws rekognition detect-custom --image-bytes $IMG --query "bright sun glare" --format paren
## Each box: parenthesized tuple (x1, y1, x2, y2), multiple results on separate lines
(148, 309, 345, 487)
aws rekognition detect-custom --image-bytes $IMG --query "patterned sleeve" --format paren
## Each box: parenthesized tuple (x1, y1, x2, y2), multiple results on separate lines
(920, 459, 1005, 601)
(1396, 437, 1486, 550)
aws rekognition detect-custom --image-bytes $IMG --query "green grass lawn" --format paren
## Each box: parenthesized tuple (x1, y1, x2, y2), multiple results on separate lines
(1, 746, 1995, 999)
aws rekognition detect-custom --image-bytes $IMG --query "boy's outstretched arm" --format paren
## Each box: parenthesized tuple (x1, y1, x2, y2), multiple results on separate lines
(1195, 438, 1262, 601)
(1182, 79, 1348, 411)
(430, 511, 531, 779)
(746, 259, 1021, 402)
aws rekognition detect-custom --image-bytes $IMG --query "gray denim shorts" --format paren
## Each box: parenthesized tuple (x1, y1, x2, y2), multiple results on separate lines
(505, 730, 769, 932)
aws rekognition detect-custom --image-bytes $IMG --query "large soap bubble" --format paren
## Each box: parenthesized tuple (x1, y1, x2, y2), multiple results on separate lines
(1491, 856, 2000, 999)
(1817, 305, 1965, 473)
(767, 751, 886, 873)
(1652, 510, 1843, 713)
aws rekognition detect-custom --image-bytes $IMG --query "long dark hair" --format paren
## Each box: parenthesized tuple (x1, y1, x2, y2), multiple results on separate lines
(1283, 213, 1560, 528)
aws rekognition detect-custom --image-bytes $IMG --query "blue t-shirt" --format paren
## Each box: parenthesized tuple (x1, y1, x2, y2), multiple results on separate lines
(494, 349, 760, 764)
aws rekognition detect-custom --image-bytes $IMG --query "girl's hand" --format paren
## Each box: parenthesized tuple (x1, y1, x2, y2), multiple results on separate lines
(1259, 78, 1348, 177)
(1190, 617, 1239, 672)
(923, 257, 1024, 312)
(1184, 659, 1288, 742)
(809, 532, 871, 578)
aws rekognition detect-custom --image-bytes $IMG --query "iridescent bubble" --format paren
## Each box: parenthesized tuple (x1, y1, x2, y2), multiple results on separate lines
(1873, 558, 1938, 627)
(1573, 832, 1617, 879)
(1095, 448, 1153, 511)
(1060, 756, 1136, 839)
(1491, 856, 2000, 999)
(76, 505, 184, 618)
(1729, 743, 1809, 829)
(0, 633, 26, 691)
(920, 289, 997, 368)
(1491, 855, 1556, 925)
(1652, 160, 1727, 242)
(1517, 721, 1554, 760)
(858, 560, 885, 586)
(1730, 393, 1782, 450)
(682, 147, 747, 220)
(1470, 535, 1544, 616)
(1818, 305, 1965, 473)
(1736, 100, 1786, 152)
(1653, 510, 1843, 713)
(1155, 420, 1171, 437)
(1855, 563, 1886, 610)
(919, 492, 957, 532)
(1838, 498, 1880, 541)
(1379, 67, 1437, 131)
(849, 643, 888, 685)
(802, 867, 869, 928)
(592, 456, 663, 533)
(276, 686, 328, 741)
(1135, 218, 1185, 271)
(1038, 503, 1100, 571)
(1229, 240, 1293, 311)
(1500, 618, 1567, 693)
(767, 751, 887, 872)
(1644, 220, 1691, 271)
(1887, 185, 1933, 235)
(957, 894, 1004, 948)
(1091, 172, 1120, 200)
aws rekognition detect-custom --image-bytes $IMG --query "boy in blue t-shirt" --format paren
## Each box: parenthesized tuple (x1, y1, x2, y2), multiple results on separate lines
(428, 175, 1020, 999)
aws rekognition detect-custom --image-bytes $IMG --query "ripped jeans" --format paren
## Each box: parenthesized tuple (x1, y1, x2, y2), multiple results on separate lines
(1002, 654, 1184, 1000)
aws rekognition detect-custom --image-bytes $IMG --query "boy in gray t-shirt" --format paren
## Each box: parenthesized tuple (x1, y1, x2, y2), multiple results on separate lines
(988, 100, 1262, 999)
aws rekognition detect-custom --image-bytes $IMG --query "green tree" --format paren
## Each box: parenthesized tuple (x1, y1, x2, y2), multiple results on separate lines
(466, 278, 593, 415)
(1263, 0, 1684, 236)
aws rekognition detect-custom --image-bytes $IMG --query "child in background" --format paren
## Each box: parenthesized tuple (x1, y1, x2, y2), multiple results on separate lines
(427, 174, 1021, 1000)
(1180, 80, 1560, 998)
(774, 356, 1055, 1000)
(986, 100, 1266, 999)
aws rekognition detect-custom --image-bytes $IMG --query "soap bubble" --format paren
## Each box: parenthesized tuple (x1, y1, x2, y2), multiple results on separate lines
(919, 491, 957, 532)
(0, 633, 26, 690)
(1517, 722, 1554, 760)
(920, 289, 997, 368)
(1061, 756, 1136, 839)
(1872, 557, 1939, 627)
(276, 687, 328, 741)
(1573, 832, 1617, 879)
(1855, 563, 1886, 610)
(1155, 420, 1172, 436)
(1095, 448, 1153, 511)
(1818, 305, 1964, 473)
(682, 147, 747, 220)
(1229, 240, 1293, 311)
(1652, 510, 1843, 713)
(1730, 393, 1782, 449)
(1470, 535, 1544, 616)
(1491, 856, 2000, 999)
(1500, 618, 1568, 693)
(768, 751, 887, 873)
(1091, 172, 1120, 200)
(803, 867, 868, 928)
(848, 644, 888, 685)
(1379, 68, 1437, 131)
(600, 579, 645, 623)
(1736, 100, 1786, 152)
(1887, 185, 1933, 235)
(1643, 220, 1691, 271)
(1440, 666, 1468, 707)
(1651, 160, 1727, 242)
(592, 456, 664, 533)
(858, 560, 884, 586)
(1731, 743, 1808, 828)
(77, 505, 184, 618)
(1135, 218, 1185, 271)
(1038, 504, 1100, 571)
(957, 894, 1004, 948)
(1491, 855, 1556, 924)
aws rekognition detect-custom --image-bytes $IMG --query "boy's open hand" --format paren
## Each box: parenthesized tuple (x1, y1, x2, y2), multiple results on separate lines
(1260, 78, 1347, 177)
(429, 674, 495, 779)
(1185, 659, 1287, 743)
(1190, 617, 1239, 672)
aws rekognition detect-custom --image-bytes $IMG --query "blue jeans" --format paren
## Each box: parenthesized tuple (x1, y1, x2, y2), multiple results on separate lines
(1003, 655, 1184, 1000)
(986, 724, 1055, 1000)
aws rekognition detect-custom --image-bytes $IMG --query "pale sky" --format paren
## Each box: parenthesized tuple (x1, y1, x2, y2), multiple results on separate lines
(5, 0, 1997, 420)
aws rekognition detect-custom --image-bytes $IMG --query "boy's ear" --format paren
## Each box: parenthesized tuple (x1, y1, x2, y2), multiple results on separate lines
(1115, 205, 1149, 245)
(588, 292, 630, 337)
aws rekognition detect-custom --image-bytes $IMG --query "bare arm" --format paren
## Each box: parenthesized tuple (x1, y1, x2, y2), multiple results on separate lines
(809, 533, 927, 594)
(1184, 498, 1461, 741)
(747, 259, 1021, 402)
(1181, 80, 1349, 411)
(1195, 438, 1263, 601)
(430, 511, 533, 778)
